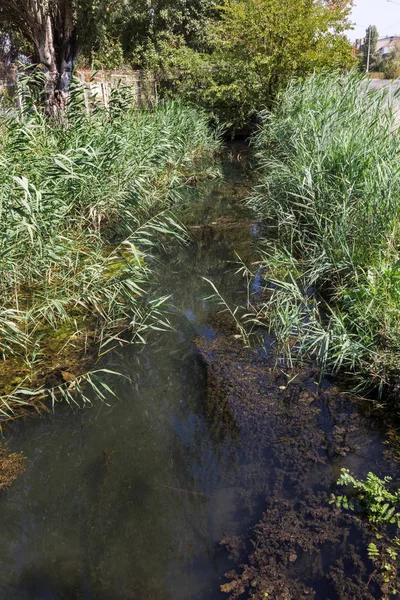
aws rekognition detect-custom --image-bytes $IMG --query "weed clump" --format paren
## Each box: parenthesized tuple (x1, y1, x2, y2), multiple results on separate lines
(0, 444, 25, 490)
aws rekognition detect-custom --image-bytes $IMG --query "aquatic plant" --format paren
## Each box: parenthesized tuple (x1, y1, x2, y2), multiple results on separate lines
(0, 78, 221, 418)
(248, 72, 400, 400)
(331, 468, 400, 597)
(331, 469, 400, 526)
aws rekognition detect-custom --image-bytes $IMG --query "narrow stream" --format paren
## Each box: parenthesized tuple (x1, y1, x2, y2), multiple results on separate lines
(1, 146, 400, 599)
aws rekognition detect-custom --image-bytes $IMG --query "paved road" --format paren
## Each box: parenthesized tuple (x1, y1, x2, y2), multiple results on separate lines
(364, 79, 400, 123)
(367, 79, 400, 93)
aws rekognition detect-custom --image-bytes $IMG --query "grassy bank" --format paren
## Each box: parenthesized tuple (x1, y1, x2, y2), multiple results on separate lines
(248, 73, 400, 400)
(0, 88, 220, 419)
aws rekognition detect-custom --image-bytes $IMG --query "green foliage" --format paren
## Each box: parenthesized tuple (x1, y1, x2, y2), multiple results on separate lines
(155, 45, 258, 130)
(331, 469, 400, 597)
(219, 0, 353, 81)
(382, 43, 400, 79)
(331, 469, 400, 526)
(78, 0, 219, 69)
(368, 542, 380, 559)
(368, 540, 400, 595)
(247, 72, 400, 399)
(157, 0, 355, 129)
(92, 34, 125, 70)
(0, 25, 31, 62)
(1, 0, 354, 127)
(0, 78, 220, 416)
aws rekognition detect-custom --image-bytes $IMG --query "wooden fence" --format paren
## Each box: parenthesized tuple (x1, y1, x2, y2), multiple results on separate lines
(0, 64, 157, 110)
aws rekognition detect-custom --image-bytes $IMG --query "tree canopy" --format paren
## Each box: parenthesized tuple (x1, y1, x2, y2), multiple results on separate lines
(158, 0, 355, 128)
(0, 0, 355, 124)
(219, 0, 353, 96)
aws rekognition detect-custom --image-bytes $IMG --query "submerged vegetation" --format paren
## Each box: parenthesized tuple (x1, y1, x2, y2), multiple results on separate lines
(0, 81, 220, 419)
(247, 73, 400, 402)
(0, 444, 25, 490)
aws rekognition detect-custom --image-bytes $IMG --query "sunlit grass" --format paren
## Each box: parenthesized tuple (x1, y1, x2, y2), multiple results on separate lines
(248, 72, 400, 400)
(0, 78, 221, 418)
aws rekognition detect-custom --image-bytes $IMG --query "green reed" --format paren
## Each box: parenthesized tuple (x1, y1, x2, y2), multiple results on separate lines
(248, 72, 400, 400)
(0, 77, 221, 417)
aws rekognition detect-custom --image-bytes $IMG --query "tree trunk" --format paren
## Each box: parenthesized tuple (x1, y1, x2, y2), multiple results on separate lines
(35, 3, 77, 117)
(2, 1, 79, 115)
(36, 14, 58, 115)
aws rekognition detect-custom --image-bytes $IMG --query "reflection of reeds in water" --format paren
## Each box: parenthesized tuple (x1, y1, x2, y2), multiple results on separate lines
(202, 277, 250, 347)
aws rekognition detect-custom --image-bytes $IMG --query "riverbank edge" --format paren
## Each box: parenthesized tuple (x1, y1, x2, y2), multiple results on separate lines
(246, 73, 400, 407)
(0, 143, 222, 425)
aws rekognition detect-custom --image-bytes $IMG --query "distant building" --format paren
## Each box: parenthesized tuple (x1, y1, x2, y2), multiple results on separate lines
(355, 36, 400, 59)
(376, 36, 400, 58)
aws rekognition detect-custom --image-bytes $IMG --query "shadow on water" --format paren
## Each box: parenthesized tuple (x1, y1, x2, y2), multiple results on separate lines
(1, 144, 400, 599)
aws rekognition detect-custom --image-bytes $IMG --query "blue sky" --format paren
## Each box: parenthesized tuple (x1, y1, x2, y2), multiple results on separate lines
(347, 0, 400, 41)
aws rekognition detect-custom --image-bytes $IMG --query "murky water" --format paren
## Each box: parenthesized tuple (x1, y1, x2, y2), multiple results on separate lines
(1, 146, 400, 599)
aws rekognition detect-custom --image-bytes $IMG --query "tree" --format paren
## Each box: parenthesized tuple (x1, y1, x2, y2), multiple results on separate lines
(105, 0, 219, 69)
(0, 25, 30, 64)
(0, 0, 116, 113)
(361, 25, 381, 72)
(382, 41, 400, 79)
(158, 0, 355, 129)
(0, 0, 220, 106)
(218, 0, 354, 97)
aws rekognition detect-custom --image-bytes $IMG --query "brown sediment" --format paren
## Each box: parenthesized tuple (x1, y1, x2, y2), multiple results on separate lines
(219, 495, 379, 600)
(0, 444, 26, 490)
(195, 311, 400, 599)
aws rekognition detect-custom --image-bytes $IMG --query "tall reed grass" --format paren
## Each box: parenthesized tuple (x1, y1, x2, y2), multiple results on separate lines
(0, 78, 220, 418)
(248, 73, 400, 400)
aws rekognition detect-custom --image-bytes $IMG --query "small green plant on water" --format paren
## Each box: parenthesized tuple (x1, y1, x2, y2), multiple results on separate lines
(366, 539, 400, 596)
(331, 468, 400, 597)
(331, 469, 400, 526)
